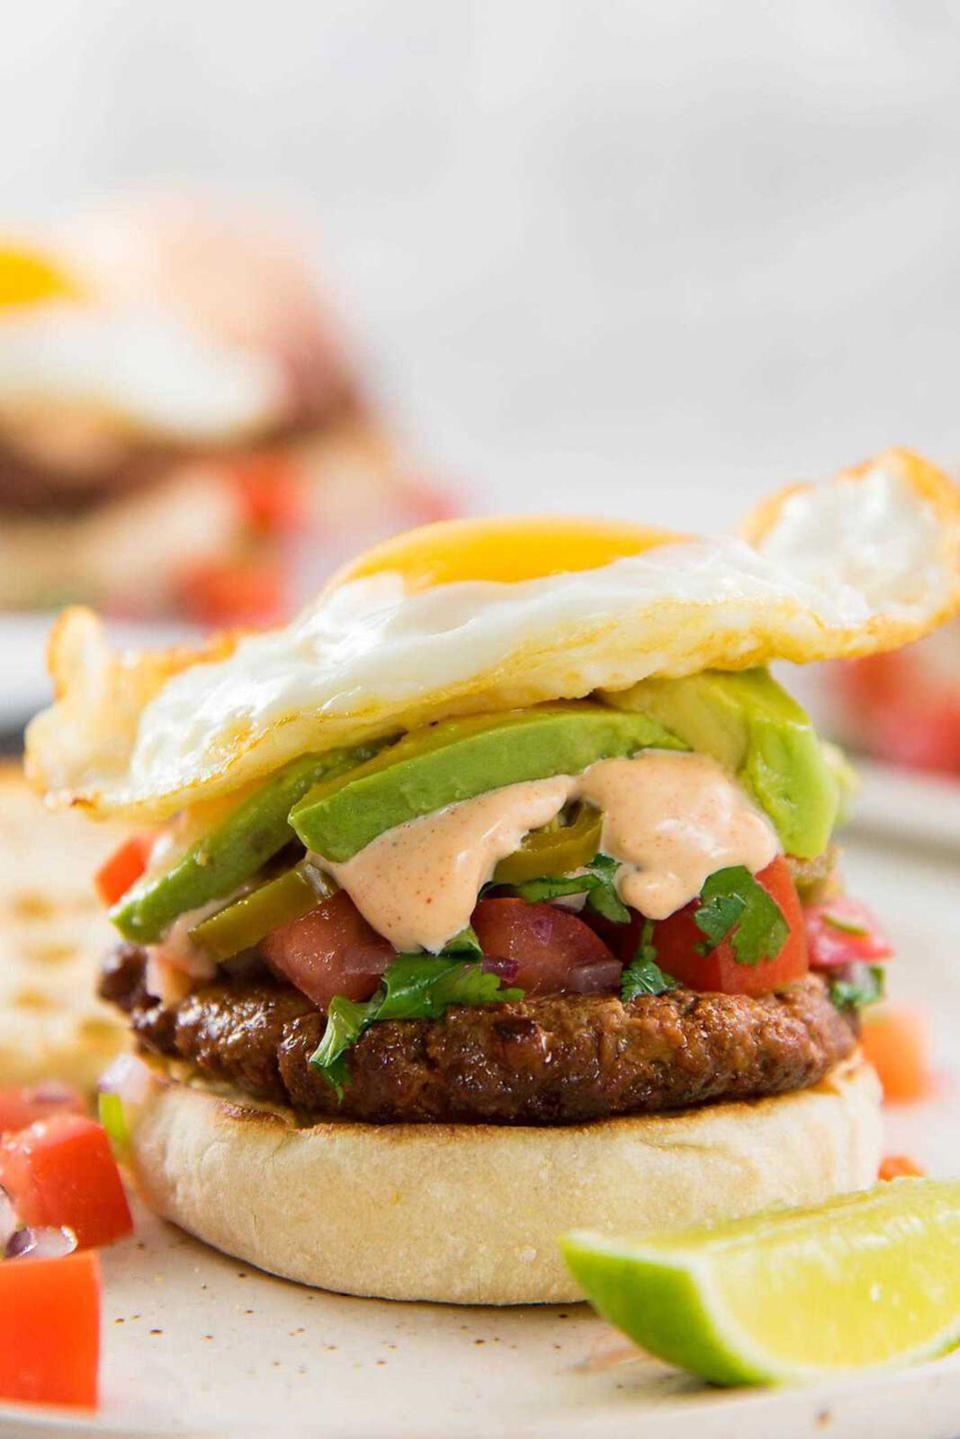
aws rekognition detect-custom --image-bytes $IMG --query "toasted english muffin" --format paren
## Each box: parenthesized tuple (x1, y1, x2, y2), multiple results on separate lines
(0, 764, 127, 1089)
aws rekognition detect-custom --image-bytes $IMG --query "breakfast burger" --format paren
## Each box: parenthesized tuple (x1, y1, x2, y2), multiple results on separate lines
(26, 449, 960, 1304)
(0, 196, 450, 621)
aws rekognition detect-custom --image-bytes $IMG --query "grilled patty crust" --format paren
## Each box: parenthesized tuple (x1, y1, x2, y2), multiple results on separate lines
(101, 946, 858, 1125)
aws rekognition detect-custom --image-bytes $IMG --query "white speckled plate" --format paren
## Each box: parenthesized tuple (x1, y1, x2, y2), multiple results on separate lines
(2, 811, 960, 1437)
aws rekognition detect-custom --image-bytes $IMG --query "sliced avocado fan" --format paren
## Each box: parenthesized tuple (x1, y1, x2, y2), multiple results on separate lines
(112, 671, 837, 946)
(111, 743, 384, 944)
(290, 704, 684, 863)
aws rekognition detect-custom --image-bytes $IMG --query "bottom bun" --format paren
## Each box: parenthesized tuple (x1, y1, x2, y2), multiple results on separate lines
(130, 1054, 882, 1305)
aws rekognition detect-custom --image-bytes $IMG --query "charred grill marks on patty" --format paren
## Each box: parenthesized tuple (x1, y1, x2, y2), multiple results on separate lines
(100, 947, 858, 1126)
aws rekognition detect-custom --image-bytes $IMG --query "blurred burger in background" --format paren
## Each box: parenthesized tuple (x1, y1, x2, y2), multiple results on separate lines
(0, 193, 454, 626)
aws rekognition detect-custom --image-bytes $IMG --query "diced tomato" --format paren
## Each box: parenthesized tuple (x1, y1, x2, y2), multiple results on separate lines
(262, 890, 394, 1009)
(0, 1083, 85, 1136)
(866, 693, 960, 773)
(836, 652, 910, 711)
(620, 856, 808, 997)
(471, 898, 620, 995)
(94, 834, 152, 907)
(227, 452, 304, 536)
(860, 1004, 932, 1104)
(176, 556, 286, 629)
(0, 1116, 132, 1250)
(837, 654, 960, 775)
(879, 1154, 925, 1181)
(0, 1250, 100, 1408)
(804, 897, 894, 971)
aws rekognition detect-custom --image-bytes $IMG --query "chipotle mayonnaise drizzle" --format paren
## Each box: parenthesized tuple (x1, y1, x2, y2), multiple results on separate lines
(325, 777, 572, 955)
(577, 752, 778, 921)
(323, 751, 779, 953)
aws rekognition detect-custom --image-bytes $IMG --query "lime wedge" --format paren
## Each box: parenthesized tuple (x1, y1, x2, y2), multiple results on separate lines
(561, 1179, 960, 1386)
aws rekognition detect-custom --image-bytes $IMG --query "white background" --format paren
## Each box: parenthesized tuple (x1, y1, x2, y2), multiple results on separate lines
(6, 0, 960, 528)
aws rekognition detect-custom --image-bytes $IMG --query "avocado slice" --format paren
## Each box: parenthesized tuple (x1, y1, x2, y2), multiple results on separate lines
(603, 669, 838, 858)
(290, 704, 685, 863)
(111, 742, 384, 943)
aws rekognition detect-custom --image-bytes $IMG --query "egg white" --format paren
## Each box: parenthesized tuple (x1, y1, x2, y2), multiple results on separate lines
(26, 450, 960, 821)
(0, 304, 285, 443)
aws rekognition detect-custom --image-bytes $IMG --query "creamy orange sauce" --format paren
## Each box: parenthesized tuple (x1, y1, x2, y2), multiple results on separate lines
(577, 752, 778, 921)
(145, 903, 220, 1002)
(323, 750, 779, 952)
(326, 777, 572, 954)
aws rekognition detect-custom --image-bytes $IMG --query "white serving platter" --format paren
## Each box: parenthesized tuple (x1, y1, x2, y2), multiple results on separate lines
(2, 778, 960, 1438)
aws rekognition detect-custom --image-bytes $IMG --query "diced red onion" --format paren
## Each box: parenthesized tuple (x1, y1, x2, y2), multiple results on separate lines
(25, 1080, 80, 1108)
(481, 956, 520, 983)
(144, 953, 195, 1006)
(6, 1225, 77, 1261)
(805, 898, 893, 970)
(566, 959, 624, 994)
(0, 1187, 18, 1251)
(99, 1053, 155, 1108)
(548, 893, 588, 913)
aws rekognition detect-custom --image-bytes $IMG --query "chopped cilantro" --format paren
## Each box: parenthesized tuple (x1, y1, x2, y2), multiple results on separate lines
(638, 917, 658, 965)
(694, 865, 788, 966)
(621, 919, 678, 999)
(511, 853, 630, 924)
(694, 890, 746, 950)
(584, 855, 632, 923)
(622, 957, 678, 999)
(309, 952, 523, 1096)
(443, 924, 483, 958)
(829, 965, 886, 1011)
(376, 954, 522, 1021)
(309, 994, 374, 1100)
(510, 872, 589, 903)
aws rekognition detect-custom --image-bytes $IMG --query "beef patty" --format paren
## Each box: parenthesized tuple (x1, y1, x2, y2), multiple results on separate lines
(101, 947, 858, 1125)
(0, 381, 365, 513)
(0, 435, 190, 513)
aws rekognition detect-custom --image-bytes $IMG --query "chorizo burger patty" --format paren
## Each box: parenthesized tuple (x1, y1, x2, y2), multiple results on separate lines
(101, 947, 857, 1126)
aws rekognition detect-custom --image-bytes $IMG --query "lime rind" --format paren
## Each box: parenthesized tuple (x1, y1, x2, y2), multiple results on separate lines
(560, 1179, 960, 1387)
(561, 1237, 753, 1385)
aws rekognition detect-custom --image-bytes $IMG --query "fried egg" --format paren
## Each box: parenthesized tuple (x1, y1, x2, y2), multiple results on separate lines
(0, 243, 285, 444)
(26, 449, 960, 822)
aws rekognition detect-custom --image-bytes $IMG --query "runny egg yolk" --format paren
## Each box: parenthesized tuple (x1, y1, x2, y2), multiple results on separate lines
(326, 515, 686, 595)
(0, 245, 80, 307)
